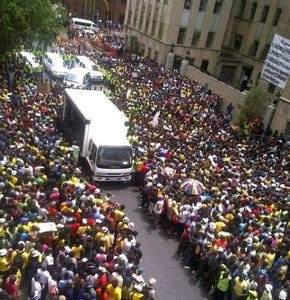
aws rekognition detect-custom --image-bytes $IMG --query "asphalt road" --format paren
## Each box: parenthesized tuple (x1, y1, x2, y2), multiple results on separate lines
(100, 183, 206, 300)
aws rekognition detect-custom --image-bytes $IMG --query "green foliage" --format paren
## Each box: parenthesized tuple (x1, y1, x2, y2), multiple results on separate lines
(238, 86, 266, 127)
(0, 0, 68, 57)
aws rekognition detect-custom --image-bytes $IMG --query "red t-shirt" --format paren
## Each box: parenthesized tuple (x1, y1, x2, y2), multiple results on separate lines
(4, 278, 19, 299)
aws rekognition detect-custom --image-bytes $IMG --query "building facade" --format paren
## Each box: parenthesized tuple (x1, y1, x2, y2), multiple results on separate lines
(124, 0, 290, 135)
(60, 0, 127, 23)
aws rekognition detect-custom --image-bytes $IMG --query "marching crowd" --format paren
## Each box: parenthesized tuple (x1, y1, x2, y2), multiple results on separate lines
(98, 50, 289, 300)
(0, 53, 156, 299)
(0, 23, 289, 300)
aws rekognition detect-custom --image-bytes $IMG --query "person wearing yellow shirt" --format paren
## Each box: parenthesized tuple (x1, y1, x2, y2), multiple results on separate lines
(95, 227, 111, 250)
(77, 219, 92, 236)
(0, 249, 10, 274)
(265, 250, 276, 269)
(114, 205, 125, 222)
(11, 242, 29, 271)
(71, 242, 84, 259)
(233, 275, 248, 298)
(106, 279, 122, 300)
(129, 285, 144, 300)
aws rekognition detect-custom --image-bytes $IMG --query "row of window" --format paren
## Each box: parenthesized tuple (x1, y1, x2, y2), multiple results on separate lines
(184, 0, 223, 14)
(177, 28, 215, 48)
(239, 1, 282, 26)
(233, 34, 270, 61)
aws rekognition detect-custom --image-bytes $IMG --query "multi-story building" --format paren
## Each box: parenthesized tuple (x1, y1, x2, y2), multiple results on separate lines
(60, 0, 127, 23)
(124, 0, 290, 135)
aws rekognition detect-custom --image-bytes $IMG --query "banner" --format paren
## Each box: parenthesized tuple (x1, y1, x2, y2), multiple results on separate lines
(261, 34, 290, 89)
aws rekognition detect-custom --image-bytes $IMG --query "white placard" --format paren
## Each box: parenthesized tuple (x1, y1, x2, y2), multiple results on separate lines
(261, 34, 290, 89)
(37, 222, 57, 233)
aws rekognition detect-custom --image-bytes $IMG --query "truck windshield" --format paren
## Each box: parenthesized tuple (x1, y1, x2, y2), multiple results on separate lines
(97, 146, 132, 169)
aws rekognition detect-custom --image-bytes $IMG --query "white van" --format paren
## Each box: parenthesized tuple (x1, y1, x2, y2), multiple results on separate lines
(43, 52, 68, 78)
(75, 56, 104, 88)
(70, 18, 98, 32)
(63, 67, 91, 89)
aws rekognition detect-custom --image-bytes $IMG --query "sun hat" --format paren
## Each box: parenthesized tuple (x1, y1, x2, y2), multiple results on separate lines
(0, 249, 7, 256)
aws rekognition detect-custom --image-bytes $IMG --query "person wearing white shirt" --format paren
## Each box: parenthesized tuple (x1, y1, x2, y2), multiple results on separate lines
(152, 198, 164, 228)
(30, 274, 42, 300)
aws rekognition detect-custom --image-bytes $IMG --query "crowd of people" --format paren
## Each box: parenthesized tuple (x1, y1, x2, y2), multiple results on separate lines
(0, 22, 289, 300)
(0, 52, 156, 299)
(96, 48, 289, 300)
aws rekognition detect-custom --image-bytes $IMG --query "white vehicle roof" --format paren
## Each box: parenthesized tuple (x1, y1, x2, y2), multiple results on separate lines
(71, 18, 95, 25)
(66, 67, 89, 77)
(20, 51, 40, 68)
(65, 89, 130, 147)
(64, 67, 90, 84)
(76, 56, 96, 69)
(45, 52, 64, 64)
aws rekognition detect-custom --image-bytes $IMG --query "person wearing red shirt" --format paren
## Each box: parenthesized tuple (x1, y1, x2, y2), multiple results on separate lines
(4, 275, 19, 299)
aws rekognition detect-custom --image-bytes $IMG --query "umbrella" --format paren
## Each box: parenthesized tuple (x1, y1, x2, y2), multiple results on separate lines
(181, 179, 206, 195)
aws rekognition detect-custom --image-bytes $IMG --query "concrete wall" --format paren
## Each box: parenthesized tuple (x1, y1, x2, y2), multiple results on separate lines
(186, 65, 246, 118)
(271, 97, 290, 134)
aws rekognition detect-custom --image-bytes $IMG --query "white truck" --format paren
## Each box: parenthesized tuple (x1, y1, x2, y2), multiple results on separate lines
(63, 89, 132, 182)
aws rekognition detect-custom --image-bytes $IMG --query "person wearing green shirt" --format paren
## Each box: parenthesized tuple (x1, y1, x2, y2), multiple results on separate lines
(213, 268, 232, 300)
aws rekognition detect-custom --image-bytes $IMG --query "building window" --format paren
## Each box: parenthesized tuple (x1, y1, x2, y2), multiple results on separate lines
(158, 23, 164, 39)
(177, 28, 187, 45)
(249, 40, 259, 57)
(151, 20, 157, 36)
(260, 43, 270, 60)
(191, 30, 201, 46)
(260, 6, 270, 23)
(249, 2, 257, 20)
(234, 34, 243, 51)
(213, 0, 223, 14)
(272, 8, 282, 26)
(188, 58, 195, 66)
(199, 0, 208, 12)
(184, 0, 192, 10)
(267, 83, 276, 94)
(127, 10, 132, 25)
(238, 0, 247, 18)
(145, 21, 150, 33)
(205, 31, 215, 48)
(200, 59, 209, 72)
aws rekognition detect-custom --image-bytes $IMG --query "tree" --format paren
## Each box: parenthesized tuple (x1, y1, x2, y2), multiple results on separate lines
(238, 86, 267, 127)
(0, 0, 68, 57)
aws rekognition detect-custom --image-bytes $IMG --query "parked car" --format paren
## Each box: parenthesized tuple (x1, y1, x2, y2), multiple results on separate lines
(43, 52, 68, 78)
(63, 67, 92, 89)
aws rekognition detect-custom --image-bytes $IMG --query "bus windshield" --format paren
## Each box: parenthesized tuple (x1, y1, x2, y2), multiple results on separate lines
(96, 146, 132, 169)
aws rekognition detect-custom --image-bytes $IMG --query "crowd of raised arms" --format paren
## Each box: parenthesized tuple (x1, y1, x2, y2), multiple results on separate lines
(0, 24, 288, 300)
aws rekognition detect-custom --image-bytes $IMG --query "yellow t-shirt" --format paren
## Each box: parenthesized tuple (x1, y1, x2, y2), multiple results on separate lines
(129, 291, 144, 300)
(234, 278, 248, 296)
(71, 245, 84, 259)
(0, 257, 10, 272)
(106, 284, 122, 300)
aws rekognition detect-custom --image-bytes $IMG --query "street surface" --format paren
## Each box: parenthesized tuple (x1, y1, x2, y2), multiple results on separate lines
(100, 183, 206, 300)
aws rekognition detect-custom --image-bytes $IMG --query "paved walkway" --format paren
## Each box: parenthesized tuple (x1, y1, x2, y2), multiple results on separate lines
(101, 183, 206, 300)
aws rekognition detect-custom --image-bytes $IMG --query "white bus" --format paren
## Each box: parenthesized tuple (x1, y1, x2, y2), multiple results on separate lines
(70, 18, 98, 32)
(63, 89, 132, 182)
